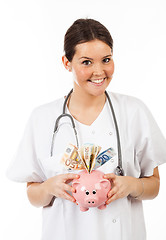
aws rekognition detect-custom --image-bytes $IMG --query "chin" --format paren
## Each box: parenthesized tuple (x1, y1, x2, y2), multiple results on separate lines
(87, 80, 111, 97)
(88, 88, 107, 97)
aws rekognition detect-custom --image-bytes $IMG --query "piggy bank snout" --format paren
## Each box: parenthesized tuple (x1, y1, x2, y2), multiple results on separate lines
(86, 198, 97, 206)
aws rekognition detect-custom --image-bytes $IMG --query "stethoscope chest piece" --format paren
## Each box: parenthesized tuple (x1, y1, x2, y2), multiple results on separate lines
(115, 166, 125, 176)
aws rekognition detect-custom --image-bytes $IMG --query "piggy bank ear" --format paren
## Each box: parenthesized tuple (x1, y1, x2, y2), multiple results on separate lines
(72, 182, 80, 189)
(95, 180, 110, 190)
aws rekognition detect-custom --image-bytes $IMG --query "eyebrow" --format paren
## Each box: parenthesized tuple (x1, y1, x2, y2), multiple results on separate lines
(79, 56, 93, 60)
(79, 54, 112, 60)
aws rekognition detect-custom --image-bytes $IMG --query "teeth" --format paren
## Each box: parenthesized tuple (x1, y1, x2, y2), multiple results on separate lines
(91, 78, 105, 83)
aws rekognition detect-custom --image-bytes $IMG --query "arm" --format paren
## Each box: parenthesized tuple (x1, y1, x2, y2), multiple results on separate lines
(104, 167, 160, 204)
(27, 173, 79, 208)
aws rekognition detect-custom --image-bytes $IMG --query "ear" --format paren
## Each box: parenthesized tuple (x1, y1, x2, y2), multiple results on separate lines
(100, 179, 111, 189)
(62, 55, 72, 72)
(95, 179, 110, 190)
(72, 181, 80, 189)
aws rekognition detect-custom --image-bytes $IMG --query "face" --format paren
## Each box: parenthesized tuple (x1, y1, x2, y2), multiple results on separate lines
(62, 39, 114, 97)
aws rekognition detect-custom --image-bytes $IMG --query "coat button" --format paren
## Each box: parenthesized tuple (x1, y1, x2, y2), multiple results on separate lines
(112, 219, 116, 223)
(109, 132, 112, 135)
(92, 130, 95, 134)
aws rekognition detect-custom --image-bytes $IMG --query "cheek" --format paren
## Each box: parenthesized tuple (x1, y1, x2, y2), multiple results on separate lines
(73, 67, 91, 81)
(106, 62, 114, 77)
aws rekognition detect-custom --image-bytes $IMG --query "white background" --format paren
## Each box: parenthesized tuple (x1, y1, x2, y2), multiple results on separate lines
(0, 0, 166, 239)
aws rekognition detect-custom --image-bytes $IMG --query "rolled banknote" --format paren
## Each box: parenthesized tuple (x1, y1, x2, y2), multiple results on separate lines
(78, 143, 101, 173)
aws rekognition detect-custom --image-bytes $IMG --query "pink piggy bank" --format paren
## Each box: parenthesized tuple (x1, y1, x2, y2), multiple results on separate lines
(72, 170, 111, 212)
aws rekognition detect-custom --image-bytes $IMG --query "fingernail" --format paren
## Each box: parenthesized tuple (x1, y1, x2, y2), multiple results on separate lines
(108, 193, 112, 198)
(72, 188, 76, 193)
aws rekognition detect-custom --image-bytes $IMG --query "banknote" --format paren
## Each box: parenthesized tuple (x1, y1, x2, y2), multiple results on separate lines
(84, 144, 95, 173)
(61, 143, 85, 170)
(94, 147, 116, 168)
(61, 143, 113, 172)
(78, 143, 101, 173)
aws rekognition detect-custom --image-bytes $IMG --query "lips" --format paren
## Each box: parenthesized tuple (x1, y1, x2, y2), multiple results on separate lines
(88, 77, 106, 86)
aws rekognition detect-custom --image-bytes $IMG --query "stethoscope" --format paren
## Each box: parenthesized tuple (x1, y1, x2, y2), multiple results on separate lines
(50, 89, 124, 176)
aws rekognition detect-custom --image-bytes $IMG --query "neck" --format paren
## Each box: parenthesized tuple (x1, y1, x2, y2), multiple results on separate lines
(68, 85, 106, 110)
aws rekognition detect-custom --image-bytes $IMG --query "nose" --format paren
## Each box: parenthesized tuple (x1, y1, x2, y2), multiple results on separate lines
(86, 199, 96, 207)
(92, 63, 104, 76)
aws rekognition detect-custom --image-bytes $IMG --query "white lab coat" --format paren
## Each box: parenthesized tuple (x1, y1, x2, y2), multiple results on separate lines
(7, 91, 166, 240)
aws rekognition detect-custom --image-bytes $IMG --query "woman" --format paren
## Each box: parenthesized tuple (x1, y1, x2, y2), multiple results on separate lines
(7, 18, 166, 240)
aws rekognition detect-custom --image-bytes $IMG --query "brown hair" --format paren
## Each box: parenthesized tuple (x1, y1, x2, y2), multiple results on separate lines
(64, 18, 113, 61)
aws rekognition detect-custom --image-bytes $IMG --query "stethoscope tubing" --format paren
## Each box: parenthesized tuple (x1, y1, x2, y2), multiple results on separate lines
(51, 89, 124, 176)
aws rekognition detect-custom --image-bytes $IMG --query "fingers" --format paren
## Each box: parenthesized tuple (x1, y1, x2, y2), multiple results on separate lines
(105, 175, 132, 205)
(106, 194, 118, 205)
(103, 173, 117, 205)
(63, 173, 80, 186)
(63, 173, 80, 182)
(57, 189, 76, 203)
(52, 174, 79, 203)
(63, 182, 76, 193)
(106, 187, 119, 205)
(104, 173, 116, 181)
(53, 182, 76, 203)
(64, 173, 80, 180)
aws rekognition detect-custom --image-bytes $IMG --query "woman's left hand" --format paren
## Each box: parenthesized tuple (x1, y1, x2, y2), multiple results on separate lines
(104, 173, 135, 205)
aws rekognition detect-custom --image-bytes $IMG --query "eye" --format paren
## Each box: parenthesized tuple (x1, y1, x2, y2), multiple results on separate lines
(82, 60, 92, 65)
(102, 57, 112, 63)
(92, 190, 96, 194)
(86, 190, 89, 195)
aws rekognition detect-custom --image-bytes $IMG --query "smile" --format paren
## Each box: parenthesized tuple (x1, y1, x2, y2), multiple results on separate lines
(88, 77, 106, 84)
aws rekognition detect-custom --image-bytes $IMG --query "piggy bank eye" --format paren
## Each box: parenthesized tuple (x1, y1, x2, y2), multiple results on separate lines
(92, 190, 97, 194)
(86, 190, 89, 195)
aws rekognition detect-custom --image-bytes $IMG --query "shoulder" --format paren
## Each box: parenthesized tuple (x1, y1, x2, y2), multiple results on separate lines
(107, 91, 156, 128)
(108, 91, 145, 107)
(107, 92, 159, 135)
(107, 91, 150, 115)
(28, 97, 64, 124)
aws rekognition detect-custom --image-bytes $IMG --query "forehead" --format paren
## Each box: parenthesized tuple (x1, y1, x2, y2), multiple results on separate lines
(74, 40, 112, 58)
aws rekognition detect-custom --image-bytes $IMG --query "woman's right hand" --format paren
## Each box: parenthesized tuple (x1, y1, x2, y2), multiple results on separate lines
(42, 173, 80, 203)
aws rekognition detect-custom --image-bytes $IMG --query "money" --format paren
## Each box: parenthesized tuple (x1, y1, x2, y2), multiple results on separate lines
(78, 143, 101, 173)
(61, 143, 114, 172)
(94, 147, 116, 168)
(61, 144, 85, 170)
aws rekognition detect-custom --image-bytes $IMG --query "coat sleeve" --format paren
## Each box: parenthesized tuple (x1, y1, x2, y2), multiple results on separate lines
(133, 100, 166, 177)
(6, 110, 46, 183)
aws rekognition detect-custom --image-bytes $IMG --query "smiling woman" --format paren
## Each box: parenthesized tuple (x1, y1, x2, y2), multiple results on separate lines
(62, 40, 114, 98)
(6, 18, 166, 240)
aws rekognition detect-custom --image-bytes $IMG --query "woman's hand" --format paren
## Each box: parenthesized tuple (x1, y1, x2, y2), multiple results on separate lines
(104, 167, 160, 204)
(103, 173, 137, 205)
(27, 173, 80, 207)
(42, 173, 80, 203)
